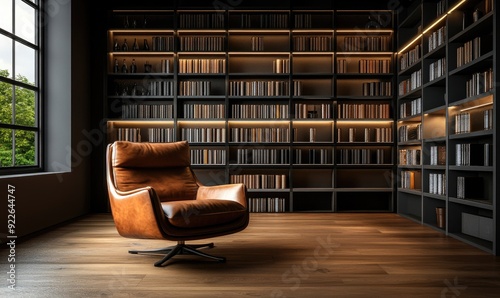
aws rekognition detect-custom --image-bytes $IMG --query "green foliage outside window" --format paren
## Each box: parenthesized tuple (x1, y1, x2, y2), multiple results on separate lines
(0, 69, 36, 167)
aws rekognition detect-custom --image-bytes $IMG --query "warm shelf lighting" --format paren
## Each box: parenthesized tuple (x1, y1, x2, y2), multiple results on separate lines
(110, 29, 174, 33)
(178, 120, 225, 124)
(398, 0, 467, 54)
(336, 29, 393, 33)
(228, 120, 290, 125)
(448, 0, 468, 14)
(228, 51, 290, 55)
(293, 119, 334, 123)
(336, 120, 393, 124)
(337, 52, 393, 55)
(421, 14, 447, 34)
(229, 29, 289, 33)
(292, 29, 334, 33)
(109, 120, 174, 126)
(460, 102, 493, 112)
(398, 35, 423, 54)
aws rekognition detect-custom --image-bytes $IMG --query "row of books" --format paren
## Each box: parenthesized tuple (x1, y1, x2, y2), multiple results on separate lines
(146, 80, 174, 96)
(151, 36, 175, 52)
(248, 197, 286, 213)
(232, 104, 289, 119)
(190, 149, 226, 165)
(340, 36, 390, 52)
(235, 149, 289, 164)
(399, 149, 421, 166)
(484, 109, 493, 130)
(273, 59, 290, 73)
(428, 173, 446, 195)
(455, 143, 491, 166)
(337, 59, 391, 74)
(228, 80, 297, 96)
(398, 69, 422, 96)
(456, 37, 482, 68)
(293, 36, 332, 52)
(122, 104, 174, 119)
(428, 26, 446, 53)
(183, 103, 225, 119)
(181, 128, 226, 143)
(429, 57, 446, 82)
(337, 103, 390, 119)
(398, 123, 422, 142)
(362, 81, 392, 96)
(399, 97, 421, 119)
(179, 36, 225, 52)
(337, 148, 388, 165)
(294, 103, 331, 119)
(337, 127, 393, 143)
(117, 128, 141, 142)
(465, 69, 493, 98)
(238, 14, 289, 29)
(430, 145, 446, 166)
(294, 149, 332, 164)
(230, 174, 288, 189)
(457, 176, 484, 200)
(400, 44, 421, 72)
(230, 128, 290, 143)
(454, 112, 471, 134)
(251, 36, 264, 51)
(360, 59, 391, 74)
(179, 59, 226, 74)
(294, 14, 314, 29)
(400, 170, 420, 190)
(179, 80, 211, 96)
(178, 13, 225, 29)
(149, 128, 174, 143)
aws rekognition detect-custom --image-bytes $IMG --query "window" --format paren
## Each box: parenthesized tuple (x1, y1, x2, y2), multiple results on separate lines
(0, 0, 41, 171)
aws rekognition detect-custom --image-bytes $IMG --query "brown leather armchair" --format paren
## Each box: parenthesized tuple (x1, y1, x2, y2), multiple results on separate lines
(106, 140, 249, 267)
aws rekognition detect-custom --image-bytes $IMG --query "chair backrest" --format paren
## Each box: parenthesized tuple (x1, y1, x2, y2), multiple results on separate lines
(110, 141, 199, 202)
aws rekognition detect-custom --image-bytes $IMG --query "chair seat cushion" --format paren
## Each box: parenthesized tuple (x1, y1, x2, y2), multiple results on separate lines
(162, 199, 247, 228)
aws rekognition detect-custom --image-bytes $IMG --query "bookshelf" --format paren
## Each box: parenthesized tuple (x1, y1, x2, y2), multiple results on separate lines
(397, 0, 498, 255)
(105, 2, 395, 213)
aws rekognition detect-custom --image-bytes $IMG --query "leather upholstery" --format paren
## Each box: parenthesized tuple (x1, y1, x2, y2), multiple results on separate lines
(106, 140, 249, 242)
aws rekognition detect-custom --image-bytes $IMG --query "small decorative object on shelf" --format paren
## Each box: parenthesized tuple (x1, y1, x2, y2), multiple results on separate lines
(121, 59, 128, 73)
(144, 61, 152, 73)
(121, 39, 128, 51)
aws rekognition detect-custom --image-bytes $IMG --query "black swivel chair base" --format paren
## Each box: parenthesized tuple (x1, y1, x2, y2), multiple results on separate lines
(129, 241, 226, 267)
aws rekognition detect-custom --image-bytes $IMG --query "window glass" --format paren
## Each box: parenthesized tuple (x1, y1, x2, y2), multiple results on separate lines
(0, 80, 13, 125)
(0, 0, 12, 33)
(0, 34, 13, 79)
(0, 0, 40, 171)
(15, 129, 36, 166)
(0, 128, 13, 167)
(15, 86, 35, 127)
(16, 0, 36, 44)
(15, 41, 36, 85)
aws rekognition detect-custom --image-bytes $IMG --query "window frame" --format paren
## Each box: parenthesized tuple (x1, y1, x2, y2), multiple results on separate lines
(0, 0, 42, 174)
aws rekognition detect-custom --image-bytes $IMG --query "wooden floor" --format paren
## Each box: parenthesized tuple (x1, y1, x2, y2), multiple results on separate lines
(4, 213, 500, 297)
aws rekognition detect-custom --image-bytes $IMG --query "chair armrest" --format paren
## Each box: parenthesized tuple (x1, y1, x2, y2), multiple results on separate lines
(196, 183, 248, 208)
(108, 185, 166, 239)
